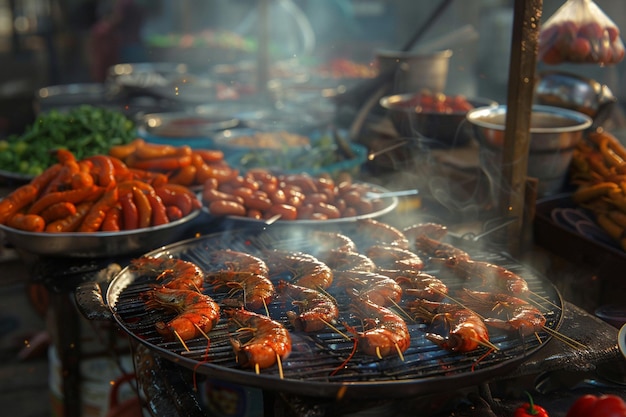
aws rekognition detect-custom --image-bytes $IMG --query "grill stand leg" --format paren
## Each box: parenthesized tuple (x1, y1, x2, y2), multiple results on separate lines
(50, 292, 82, 417)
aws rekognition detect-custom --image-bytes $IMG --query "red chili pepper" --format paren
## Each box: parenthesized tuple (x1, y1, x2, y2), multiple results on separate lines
(515, 392, 549, 417)
(565, 394, 626, 417)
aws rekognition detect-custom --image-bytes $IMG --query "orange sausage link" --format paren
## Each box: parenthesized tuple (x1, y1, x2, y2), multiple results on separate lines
(202, 188, 244, 205)
(133, 141, 179, 160)
(132, 187, 153, 229)
(165, 205, 183, 222)
(27, 185, 105, 215)
(145, 191, 169, 226)
(158, 183, 202, 210)
(70, 172, 95, 189)
(101, 203, 122, 232)
(208, 200, 246, 217)
(85, 155, 116, 187)
(129, 155, 193, 172)
(108, 138, 144, 160)
(45, 202, 92, 233)
(6, 213, 45, 232)
(168, 164, 197, 186)
(78, 186, 119, 232)
(30, 164, 63, 194)
(0, 184, 39, 224)
(40, 201, 77, 223)
(194, 149, 224, 163)
(119, 191, 138, 230)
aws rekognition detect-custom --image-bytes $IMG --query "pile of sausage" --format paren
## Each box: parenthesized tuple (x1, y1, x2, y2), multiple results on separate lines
(0, 149, 202, 233)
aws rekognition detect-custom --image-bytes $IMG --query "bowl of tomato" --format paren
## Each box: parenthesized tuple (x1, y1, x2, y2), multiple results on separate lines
(380, 92, 497, 148)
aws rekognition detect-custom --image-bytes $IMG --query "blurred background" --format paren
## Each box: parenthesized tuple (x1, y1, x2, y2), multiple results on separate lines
(0, 0, 625, 136)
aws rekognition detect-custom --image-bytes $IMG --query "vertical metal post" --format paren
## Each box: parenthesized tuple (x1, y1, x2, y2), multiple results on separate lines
(497, 0, 543, 257)
(257, 0, 271, 97)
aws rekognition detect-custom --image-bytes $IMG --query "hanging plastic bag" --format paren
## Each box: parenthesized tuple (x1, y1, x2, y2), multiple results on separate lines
(538, 0, 625, 65)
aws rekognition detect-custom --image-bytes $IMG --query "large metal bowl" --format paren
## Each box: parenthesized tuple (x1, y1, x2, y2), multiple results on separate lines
(467, 104, 593, 197)
(0, 210, 200, 258)
(380, 93, 497, 147)
(534, 71, 617, 128)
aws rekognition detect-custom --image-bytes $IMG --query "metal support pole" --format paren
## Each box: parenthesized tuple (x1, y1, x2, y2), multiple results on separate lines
(496, 0, 543, 257)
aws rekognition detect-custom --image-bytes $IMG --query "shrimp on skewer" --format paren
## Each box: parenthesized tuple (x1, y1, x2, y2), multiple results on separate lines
(354, 218, 410, 250)
(226, 309, 292, 373)
(403, 221, 470, 261)
(209, 249, 269, 277)
(317, 249, 377, 273)
(312, 231, 358, 253)
(412, 235, 470, 261)
(366, 244, 425, 272)
(403, 222, 449, 242)
(206, 249, 275, 310)
(409, 299, 494, 353)
(434, 257, 529, 296)
(390, 270, 448, 301)
(277, 280, 339, 332)
(456, 289, 546, 336)
(347, 297, 410, 359)
(142, 288, 220, 342)
(207, 270, 275, 311)
(264, 249, 333, 290)
(130, 256, 204, 291)
(334, 270, 403, 306)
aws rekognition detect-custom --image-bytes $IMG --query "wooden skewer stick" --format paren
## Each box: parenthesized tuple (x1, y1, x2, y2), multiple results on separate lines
(174, 330, 190, 352)
(394, 343, 405, 361)
(319, 318, 351, 341)
(471, 337, 500, 352)
(254, 363, 260, 375)
(541, 326, 587, 350)
(276, 354, 284, 379)
(194, 323, 211, 341)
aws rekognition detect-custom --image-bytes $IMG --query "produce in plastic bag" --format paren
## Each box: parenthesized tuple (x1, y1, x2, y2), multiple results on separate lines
(539, 0, 625, 65)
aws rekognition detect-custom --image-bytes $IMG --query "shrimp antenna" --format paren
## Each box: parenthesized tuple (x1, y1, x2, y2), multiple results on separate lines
(173, 330, 190, 352)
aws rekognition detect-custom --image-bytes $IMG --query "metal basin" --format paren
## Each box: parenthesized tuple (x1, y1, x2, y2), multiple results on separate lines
(467, 104, 593, 197)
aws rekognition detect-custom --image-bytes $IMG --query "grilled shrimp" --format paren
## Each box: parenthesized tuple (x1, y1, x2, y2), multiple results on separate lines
(209, 249, 269, 276)
(457, 289, 546, 336)
(366, 244, 425, 272)
(391, 270, 448, 301)
(403, 222, 449, 241)
(142, 288, 220, 341)
(312, 231, 358, 253)
(264, 249, 333, 290)
(317, 249, 377, 273)
(334, 270, 403, 306)
(277, 280, 339, 332)
(412, 235, 470, 261)
(226, 309, 292, 370)
(349, 297, 410, 359)
(410, 299, 491, 353)
(354, 218, 410, 250)
(435, 256, 529, 295)
(206, 249, 275, 310)
(130, 256, 204, 291)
